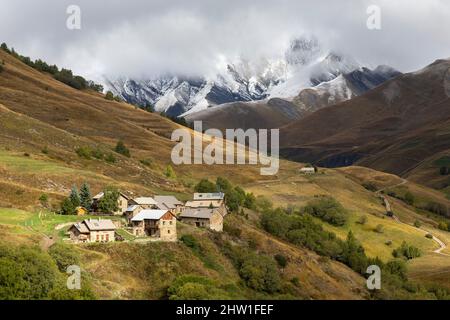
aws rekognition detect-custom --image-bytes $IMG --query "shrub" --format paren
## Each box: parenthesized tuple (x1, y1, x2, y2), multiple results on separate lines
(385, 240, 393, 246)
(404, 192, 415, 206)
(39, 194, 49, 208)
(140, 159, 153, 167)
(438, 221, 449, 231)
(48, 243, 79, 272)
(41, 146, 49, 154)
(165, 165, 176, 179)
(223, 223, 242, 238)
(392, 241, 421, 260)
(194, 179, 216, 193)
(180, 235, 200, 252)
(414, 220, 422, 228)
(362, 182, 377, 192)
(357, 215, 368, 225)
(76, 146, 92, 159)
(114, 140, 130, 157)
(302, 196, 348, 226)
(105, 153, 116, 163)
(274, 254, 288, 268)
(105, 91, 114, 100)
(238, 253, 281, 293)
(167, 275, 230, 300)
(375, 224, 384, 234)
(425, 233, 434, 239)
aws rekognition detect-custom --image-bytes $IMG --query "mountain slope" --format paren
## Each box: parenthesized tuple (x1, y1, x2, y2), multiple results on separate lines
(185, 66, 400, 132)
(280, 58, 450, 188)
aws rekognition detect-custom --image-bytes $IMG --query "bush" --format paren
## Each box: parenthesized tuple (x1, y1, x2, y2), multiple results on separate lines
(357, 215, 368, 225)
(49, 243, 80, 272)
(76, 146, 92, 159)
(425, 233, 433, 239)
(238, 253, 281, 293)
(165, 165, 176, 179)
(363, 182, 377, 192)
(375, 224, 384, 234)
(223, 223, 242, 238)
(114, 140, 130, 157)
(414, 220, 422, 228)
(59, 197, 76, 215)
(302, 196, 348, 226)
(105, 153, 116, 163)
(39, 194, 49, 208)
(392, 241, 421, 260)
(438, 221, 449, 231)
(167, 275, 230, 300)
(404, 192, 415, 206)
(274, 254, 288, 268)
(105, 91, 114, 100)
(180, 235, 200, 252)
(140, 159, 153, 167)
(194, 179, 216, 193)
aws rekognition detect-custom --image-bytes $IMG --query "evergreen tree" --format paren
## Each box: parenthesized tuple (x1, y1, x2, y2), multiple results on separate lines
(69, 186, 81, 208)
(79, 183, 92, 209)
(60, 198, 76, 215)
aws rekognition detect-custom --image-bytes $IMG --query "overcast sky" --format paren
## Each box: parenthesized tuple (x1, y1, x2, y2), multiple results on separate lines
(1, 0, 449, 80)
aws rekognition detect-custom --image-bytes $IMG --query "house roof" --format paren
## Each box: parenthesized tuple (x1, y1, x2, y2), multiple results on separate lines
(179, 208, 219, 219)
(126, 205, 140, 212)
(185, 200, 223, 208)
(131, 210, 169, 222)
(132, 197, 157, 205)
(193, 193, 225, 201)
(154, 195, 183, 210)
(72, 222, 90, 234)
(93, 192, 104, 200)
(93, 191, 130, 200)
(83, 219, 117, 231)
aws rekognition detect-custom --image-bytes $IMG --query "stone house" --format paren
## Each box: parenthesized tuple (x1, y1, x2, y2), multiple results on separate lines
(300, 167, 316, 174)
(179, 207, 224, 232)
(185, 192, 227, 217)
(69, 219, 117, 243)
(131, 210, 177, 241)
(154, 195, 184, 215)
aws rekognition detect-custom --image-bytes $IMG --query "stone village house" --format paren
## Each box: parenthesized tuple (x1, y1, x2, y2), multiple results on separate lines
(69, 219, 117, 243)
(131, 209, 177, 241)
(179, 207, 224, 232)
(184, 192, 227, 217)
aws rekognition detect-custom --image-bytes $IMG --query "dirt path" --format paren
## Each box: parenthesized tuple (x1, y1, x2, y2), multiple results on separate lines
(376, 180, 449, 257)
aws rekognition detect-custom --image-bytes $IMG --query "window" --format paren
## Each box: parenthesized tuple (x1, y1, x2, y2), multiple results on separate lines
(170, 221, 173, 225)
(168, 230, 171, 234)
(106, 234, 109, 241)
(96, 234, 99, 241)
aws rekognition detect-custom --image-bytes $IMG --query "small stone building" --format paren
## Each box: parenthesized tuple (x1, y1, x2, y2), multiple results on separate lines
(131, 210, 177, 241)
(154, 195, 184, 215)
(185, 192, 227, 217)
(179, 208, 223, 232)
(69, 219, 117, 243)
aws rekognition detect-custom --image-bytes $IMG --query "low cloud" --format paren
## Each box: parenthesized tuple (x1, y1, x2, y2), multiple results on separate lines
(1, 0, 449, 80)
